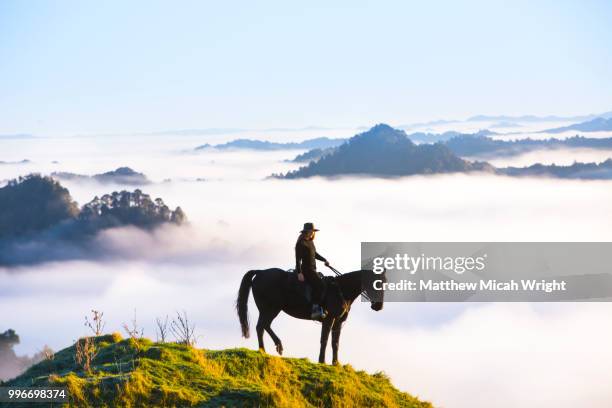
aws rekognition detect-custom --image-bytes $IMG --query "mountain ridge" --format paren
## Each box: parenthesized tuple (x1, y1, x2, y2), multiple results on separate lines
(279, 124, 494, 178)
(195, 137, 346, 151)
(539, 117, 612, 134)
(52, 167, 150, 185)
(444, 134, 612, 157)
(500, 159, 612, 179)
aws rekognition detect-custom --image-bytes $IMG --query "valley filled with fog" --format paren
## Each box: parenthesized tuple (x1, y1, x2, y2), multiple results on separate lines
(2, 122, 612, 408)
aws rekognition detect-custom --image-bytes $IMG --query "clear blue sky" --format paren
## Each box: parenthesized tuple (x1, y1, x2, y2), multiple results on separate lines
(1, 0, 611, 134)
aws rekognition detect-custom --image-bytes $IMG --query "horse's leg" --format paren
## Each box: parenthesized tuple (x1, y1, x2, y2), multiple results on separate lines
(263, 309, 283, 355)
(265, 327, 283, 355)
(331, 319, 344, 365)
(256, 313, 267, 352)
(318, 318, 333, 364)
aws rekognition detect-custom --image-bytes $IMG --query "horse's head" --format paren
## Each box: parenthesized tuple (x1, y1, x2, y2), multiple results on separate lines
(362, 269, 385, 311)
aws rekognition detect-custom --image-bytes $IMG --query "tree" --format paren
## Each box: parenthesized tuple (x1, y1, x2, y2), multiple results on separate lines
(0, 329, 43, 381)
(78, 190, 187, 228)
(172, 207, 186, 224)
(0, 329, 20, 353)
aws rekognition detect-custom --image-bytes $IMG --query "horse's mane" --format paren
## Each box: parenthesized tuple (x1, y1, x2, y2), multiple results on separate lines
(334, 269, 371, 301)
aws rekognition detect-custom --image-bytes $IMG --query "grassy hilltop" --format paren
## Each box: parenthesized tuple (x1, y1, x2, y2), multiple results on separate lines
(2, 334, 431, 408)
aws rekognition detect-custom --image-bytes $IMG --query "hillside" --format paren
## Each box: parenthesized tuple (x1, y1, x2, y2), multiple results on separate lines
(280, 124, 493, 178)
(542, 117, 612, 133)
(2, 334, 431, 408)
(444, 134, 612, 157)
(289, 147, 337, 163)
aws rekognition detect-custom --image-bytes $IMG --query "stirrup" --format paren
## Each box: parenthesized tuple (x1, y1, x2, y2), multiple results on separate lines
(311, 305, 327, 320)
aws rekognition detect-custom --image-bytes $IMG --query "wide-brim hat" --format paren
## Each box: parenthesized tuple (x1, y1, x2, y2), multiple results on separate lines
(300, 222, 319, 232)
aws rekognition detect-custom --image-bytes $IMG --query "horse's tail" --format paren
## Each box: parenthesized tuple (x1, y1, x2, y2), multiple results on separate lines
(236, 270, 257, 338)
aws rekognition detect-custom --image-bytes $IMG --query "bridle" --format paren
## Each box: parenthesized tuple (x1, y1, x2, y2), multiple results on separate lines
(326, 265, 372, 302)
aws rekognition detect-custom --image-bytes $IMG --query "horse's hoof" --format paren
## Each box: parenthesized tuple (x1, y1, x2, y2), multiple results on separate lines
(332, 360, 340, 366)
(276, 344, 283, 356)
(258, 347, 266, 353)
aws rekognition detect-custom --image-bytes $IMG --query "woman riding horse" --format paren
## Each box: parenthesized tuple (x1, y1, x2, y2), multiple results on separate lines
(236, 225, 386, 364)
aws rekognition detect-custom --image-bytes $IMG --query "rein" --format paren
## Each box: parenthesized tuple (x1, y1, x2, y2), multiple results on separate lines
(326, 265, 371, 302)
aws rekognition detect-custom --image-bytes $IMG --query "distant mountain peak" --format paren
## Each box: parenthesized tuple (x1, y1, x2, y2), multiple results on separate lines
(100, 167, 139, 176)
(351, 124, 411, 145)
(370, 123, 397, 132)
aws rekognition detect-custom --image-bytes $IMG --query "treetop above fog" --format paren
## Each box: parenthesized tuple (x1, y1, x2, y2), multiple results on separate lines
(0, 175, 186, 241)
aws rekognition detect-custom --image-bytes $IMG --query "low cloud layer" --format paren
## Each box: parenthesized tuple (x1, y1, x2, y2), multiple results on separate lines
(1, 133, 612, 406)
(342, 302, 612, 408)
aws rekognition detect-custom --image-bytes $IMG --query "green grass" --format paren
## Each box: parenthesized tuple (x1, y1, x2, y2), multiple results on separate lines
(2, 334, 432, 408)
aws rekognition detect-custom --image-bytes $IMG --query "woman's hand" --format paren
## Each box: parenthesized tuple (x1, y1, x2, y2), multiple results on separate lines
(297, 273, 305, 282)
(324, 261, 330, 267)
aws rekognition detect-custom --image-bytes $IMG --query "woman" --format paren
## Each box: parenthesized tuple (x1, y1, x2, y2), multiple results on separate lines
(295, 222, 330, 320)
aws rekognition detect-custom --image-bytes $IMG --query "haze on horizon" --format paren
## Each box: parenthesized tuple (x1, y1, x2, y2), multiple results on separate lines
(1, 0, 612, 135)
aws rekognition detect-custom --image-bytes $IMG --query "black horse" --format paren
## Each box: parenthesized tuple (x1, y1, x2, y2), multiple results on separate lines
(236, 268, 385, 364)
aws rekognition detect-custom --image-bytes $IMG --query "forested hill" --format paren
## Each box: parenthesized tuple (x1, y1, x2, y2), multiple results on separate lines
(279, 124, 493, 178)
(0, 175, 186, 265)
(0, 175, 184, 240)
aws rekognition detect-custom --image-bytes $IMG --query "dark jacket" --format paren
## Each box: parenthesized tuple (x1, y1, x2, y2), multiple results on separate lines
(295, 238, 327, 276)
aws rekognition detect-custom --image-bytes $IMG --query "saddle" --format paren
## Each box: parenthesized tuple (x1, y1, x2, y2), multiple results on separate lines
(287, 270, 335, 305)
